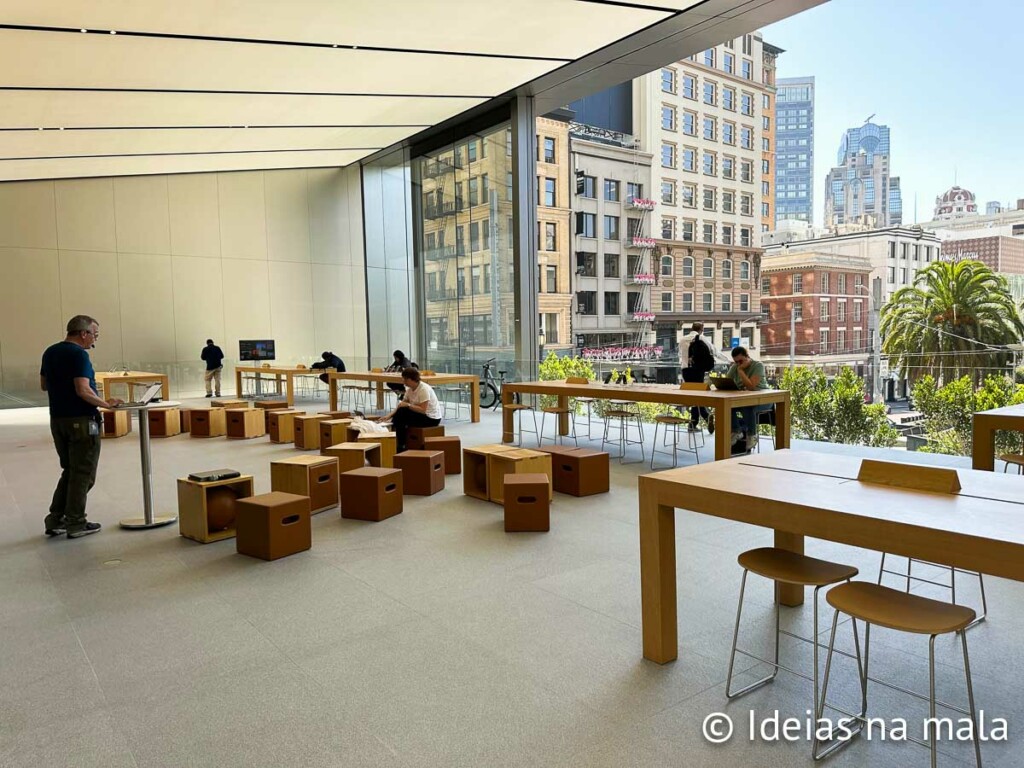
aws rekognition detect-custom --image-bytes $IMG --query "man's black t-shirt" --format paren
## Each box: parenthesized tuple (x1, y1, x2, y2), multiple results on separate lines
(40, 341, 98, 419)
(201, 344, 224, 371)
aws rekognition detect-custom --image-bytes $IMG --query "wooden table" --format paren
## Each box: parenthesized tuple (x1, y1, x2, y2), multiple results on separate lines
(95, 370, 170, 401)
(972, 403, 1024, 470)
(501, 381, 789, 461)
(327, 371, 480, 422)
(639, 448, 1024, 664)
(234, 365, 314, 407)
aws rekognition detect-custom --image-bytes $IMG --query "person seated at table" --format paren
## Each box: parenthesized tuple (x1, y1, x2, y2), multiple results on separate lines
(311, 351, 345, 384)
(385, 368, 441, 452)
(726, 346, 772, 453)
(384, 349, 414, 394)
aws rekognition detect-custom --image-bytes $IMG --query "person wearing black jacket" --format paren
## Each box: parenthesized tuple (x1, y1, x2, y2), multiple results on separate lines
(384, 350, 414, 394)
(311, 351, 345, 384)
(201, 339, 224, 397)
(685, 322, 715, 434)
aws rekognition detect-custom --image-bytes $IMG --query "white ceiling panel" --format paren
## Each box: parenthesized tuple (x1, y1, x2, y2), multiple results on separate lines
(0, 0, 672, 59)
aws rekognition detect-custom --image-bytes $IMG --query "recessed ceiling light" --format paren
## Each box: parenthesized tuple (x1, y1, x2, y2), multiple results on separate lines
(332, 44, 338, 48)
(110, 30, 117, 34)
(352, 45, 358, 50)
(80, 28, 87, 33)
(38, 127, 44, 131)
(58, 127, 64, 131)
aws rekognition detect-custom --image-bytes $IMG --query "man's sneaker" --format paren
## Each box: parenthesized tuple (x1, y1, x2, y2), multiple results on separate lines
(67, 522, 102, 539)
(45, 527, 66, 537)
(746, 434, 759, 451)
(707, 413, 715, 435)
(205, 393, 213, 398)
(730, 431, 744, 446)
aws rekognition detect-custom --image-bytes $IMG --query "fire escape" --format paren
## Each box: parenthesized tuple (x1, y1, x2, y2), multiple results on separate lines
(626, 196, 657, 346)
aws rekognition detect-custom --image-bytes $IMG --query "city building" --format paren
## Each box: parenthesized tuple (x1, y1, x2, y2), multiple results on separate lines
(761, 44, 783, 235)
(933, 184, 978, 220)
(774, 76, 815, 224)
(569, 124, 654, 351)
(536, 113, 574, 354)
(634, 32, 777, 355)
(941, 235, 1024, 274)
(760, 251, 873, 375)
(987, 201, 1004, 215)
(824, 120, 902, 228)
(916, 199, 1024, 240)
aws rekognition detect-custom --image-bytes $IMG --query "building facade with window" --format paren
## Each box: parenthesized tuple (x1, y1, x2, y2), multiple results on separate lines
(536, 114, 573, 353)
(774, 75, 814, 224)
(569, 125, 654, 350)
(824, 120, 902, 228)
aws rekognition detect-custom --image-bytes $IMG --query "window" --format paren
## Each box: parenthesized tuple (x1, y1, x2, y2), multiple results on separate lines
(820, 329, 829, 352)
(604, 179, 620, 201)
(703, 257, 714, 277)
(577, 291, 597, 315)
(459, 315, 493, 345)
(661, 180, 675, 204)
(741, 93, 753, 115)
(680, 183, 695, 207)
(580, 175, 596, 198)
(546, 265, 558, 293)
(761, 202, 770, 218)
(703, 187, 716, 210)
(627, 292, 643, 312)
(820, 299, 829, 321)
(721, 293, 732, 312)
(740, 193, 753, 216)
(837, 301, 847, 323)
(837, 329, 846, 351)
(723, 87, 735, 111)
(763, 116, 770, 131)
(681, 111, 696, 135)
(627, 182, 643, 200)
(887, 266, 896, 283)
(762, 276, 770, 294)
(702, 151, 716, 176)
(661, 292, 674, 312)
(661, 218, 674, 239)
(722, 157, 735, 180)
(660, 254, 673, 276)
(724, 52, 734, 74)
(471, 265, 482, 294)
(913, 244, 920, 261)
(703, 116, 716, 141)
(723, 122, 735, 145)
(627, 254, 643, 277)
(682, 74, 696, 99)
(682, 293, 694, 312)
(604, 215, 620, 240)
(577, 212, 596, 238)
(761, 181, 770, 196)
(739, 227, 751, 247)
(740, 293, 750, 312)
(544, 313, 559, 344)
(793, 274, 803, 293)
(762, 137, 770, 151)
(722, 259, 733, 279)
(820, 272, 830, 293)
(741, 59, 752, 80)
(604, 253, 619, 277)
(761, 302, 770, 319)
(763, 94, 771, 109)
(576, 252, 597, 277)
(761, 159, 770, 174)
(793, 301, 803, 320)
(682, 148, 696, 172)
(900, 267, 907, 284)
(542, 137, 555, 163)
(661, 68, 675, 93)
(854, 329, 862, 351)
(703, 49, 715, 67)
(661, 143, 676, 168)
(544, 222, 556, 251)
(702, 293, 714, 312)
(702, 223, 715, 244)
(682, 256, 694, 277)
(680, 220, 694, 241)
(837, 273, 847, 293)
(471, 221, 481, 250)
(703, 82, 716, 105)
(722, 191, 734, 213)
(854, 301, 863, 322)
(468, 141, 478, 163)
(661, 105, 676, 130)
(506, 171, 514, 201)
(740, 160, 753, 182)
(722, 225, 733, 245)
(740, 126, 753, 149)
(604, 292, 620, 315)
(739, 260, 750, 280)
(543, 177, 556, 207)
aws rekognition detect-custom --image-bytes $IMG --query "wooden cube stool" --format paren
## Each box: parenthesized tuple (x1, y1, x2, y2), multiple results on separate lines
(423, 436, 461, 475)
(100, 407, 131, 438)
(487, 449, 552, 505)
(267, 410, 302, 443)
(503, 474, 550, 532)
(235, 492, 311, 561)
(323, 442, 381, 473)
(190, 408, 226, 438)
(255, 400, 289, 428)
(393, 450, 445, 496)
(211, 398, 249, 410)
(226, 408, 266, 439)
(319, 410, 352, 420)
(176, 474, 254, 543)
(320, 419, 353, 452)
(179, 408, 192, 433)
(462, 444, 517, 500)
(147, 407, 181, 437)
(356, 432, 396, 467)
(339, 468, 403, 522)
(293, 414, 330, 450)
(407, 425, 446, 451)
(552, 449, 610, 497)
(270, 455, 339, 514)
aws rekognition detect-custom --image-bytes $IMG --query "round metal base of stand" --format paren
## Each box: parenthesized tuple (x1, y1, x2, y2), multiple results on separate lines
(119, 515, 177, 530)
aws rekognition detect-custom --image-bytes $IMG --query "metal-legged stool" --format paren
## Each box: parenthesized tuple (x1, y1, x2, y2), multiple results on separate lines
(754, 406, 777, 453)
(877, 554, 987, 630)
(601, 406, 645, 464)
(649, 413, 702, 468)
(505, 403, 539, 447)
(441, 385, 468, 421)
(814, 582, 982, 766)
(539, 406, 578, 447)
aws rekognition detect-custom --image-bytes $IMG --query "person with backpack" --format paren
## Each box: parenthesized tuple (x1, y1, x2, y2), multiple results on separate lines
(684, 322, 715, 434)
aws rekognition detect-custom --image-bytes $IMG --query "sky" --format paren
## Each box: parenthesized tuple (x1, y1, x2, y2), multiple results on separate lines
(763, 0, 1024, 227)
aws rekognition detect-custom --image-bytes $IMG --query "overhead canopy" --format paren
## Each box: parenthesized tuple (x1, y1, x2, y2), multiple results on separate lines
(0, 0, 817, 181)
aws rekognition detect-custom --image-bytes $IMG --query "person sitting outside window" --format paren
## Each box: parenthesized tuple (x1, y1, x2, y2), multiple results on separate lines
(726, 346, 772, 453)
(385, 368, 441, 452)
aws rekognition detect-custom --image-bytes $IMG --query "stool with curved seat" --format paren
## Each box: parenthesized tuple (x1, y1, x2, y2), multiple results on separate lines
(504, 403, 538, 447)
(649, 412, 702, 468)
(814, 581, 982, 765)
(539, 405, 577, 447)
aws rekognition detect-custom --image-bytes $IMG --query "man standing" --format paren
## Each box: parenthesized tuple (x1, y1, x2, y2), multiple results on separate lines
(40, 315, 122, 539)
(684, 322, 715, 434)
(201, 339, 224, 398)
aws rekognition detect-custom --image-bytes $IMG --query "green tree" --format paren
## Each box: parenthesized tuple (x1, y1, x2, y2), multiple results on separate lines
(780, 366, 898, 447)
(880, 260, 1023, 385)
(912, 373, 1024, 455)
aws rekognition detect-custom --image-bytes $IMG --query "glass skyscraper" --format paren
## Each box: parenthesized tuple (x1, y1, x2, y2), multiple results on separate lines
(774, 76, 814, 223)
(824, 120, 902, 227)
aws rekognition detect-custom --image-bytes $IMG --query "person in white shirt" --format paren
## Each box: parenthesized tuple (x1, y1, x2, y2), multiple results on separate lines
(385, 367, 442, 452)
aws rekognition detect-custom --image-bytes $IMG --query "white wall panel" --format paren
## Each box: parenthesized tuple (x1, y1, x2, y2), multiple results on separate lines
(171, 255, 226, 364)
(113, 176, 170, 255)
(221, 259, 272, 357)
(218, 171, 268, 260)
(117, 252, 176, 362)
(311, 262, 352, 360)
(57, 250, 124, 370)
(268, 260, 315, 363)
(168, 173, 221, 258)
(265, 170, 310, 263)
(0, 247, 63, 391)
(308, 167, 348, 265)
(0, 180, 56, 249)
(54, 178, 116, 252)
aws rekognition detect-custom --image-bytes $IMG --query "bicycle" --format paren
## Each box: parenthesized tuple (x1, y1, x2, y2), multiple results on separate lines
(479, 358, 519, 410)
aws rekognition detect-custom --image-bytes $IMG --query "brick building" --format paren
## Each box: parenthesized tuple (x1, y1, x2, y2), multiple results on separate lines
(941, 235, 1024, 275)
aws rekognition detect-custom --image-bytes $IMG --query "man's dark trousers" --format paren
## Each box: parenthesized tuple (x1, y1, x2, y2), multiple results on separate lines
(46, 416, 101, 533)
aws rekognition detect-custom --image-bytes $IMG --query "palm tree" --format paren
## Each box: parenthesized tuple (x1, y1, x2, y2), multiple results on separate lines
(880, 259, 1023, 384)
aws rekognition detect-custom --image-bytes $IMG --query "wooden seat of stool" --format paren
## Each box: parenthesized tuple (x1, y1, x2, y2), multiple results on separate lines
(654, 414, 687, 425)
(739, 547, 858, 587)
(998, 453, 1024, 466)
(605, 409, 634, 418)
(541, 406, 571, 414)
(826, 582, 976, 635)
(505, 403, 533, 411)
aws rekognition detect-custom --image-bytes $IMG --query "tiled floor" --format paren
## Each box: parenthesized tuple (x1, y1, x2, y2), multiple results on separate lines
(0, 400, 1020, 767)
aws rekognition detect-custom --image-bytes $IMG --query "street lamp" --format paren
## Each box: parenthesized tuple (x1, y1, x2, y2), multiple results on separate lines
(538, 327, 546, 362)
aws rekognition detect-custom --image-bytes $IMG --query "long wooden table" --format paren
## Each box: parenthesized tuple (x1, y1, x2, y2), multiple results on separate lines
(95, 370, 170, 401)
(327, 371, 480, 422)
(501, 381, 789, 461)
(234, 365, 314, 407)
(639, 448, 1024, 664)
(972, 403, 1024, 470)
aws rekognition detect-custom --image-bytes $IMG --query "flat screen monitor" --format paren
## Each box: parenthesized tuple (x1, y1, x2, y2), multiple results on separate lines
(239, 339, 276, 362)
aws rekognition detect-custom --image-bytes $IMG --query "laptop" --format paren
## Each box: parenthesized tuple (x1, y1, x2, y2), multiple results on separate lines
(709, 374, 739, 391)
(118, 383, 162, 407)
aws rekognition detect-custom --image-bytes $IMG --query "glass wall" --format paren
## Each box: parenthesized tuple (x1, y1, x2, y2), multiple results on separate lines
(414, 122, 518, 377)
